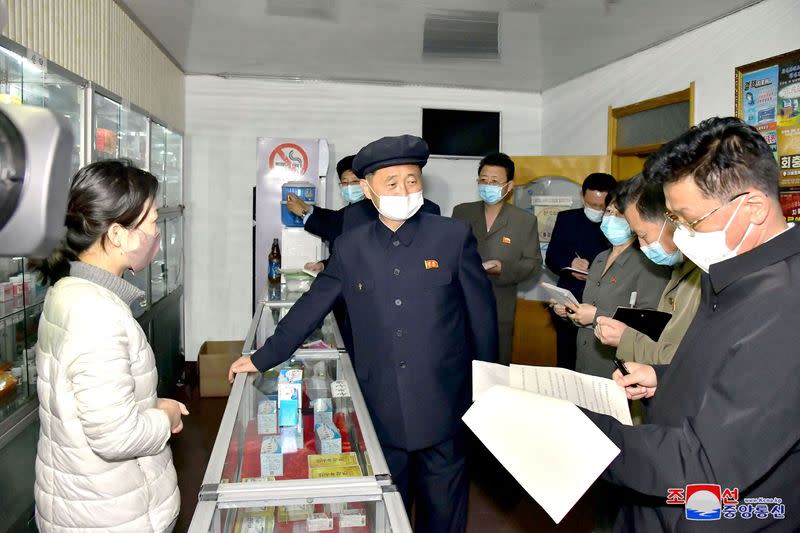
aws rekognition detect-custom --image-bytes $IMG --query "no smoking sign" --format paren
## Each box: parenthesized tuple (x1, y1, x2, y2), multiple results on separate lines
(269, 143, 309, 175)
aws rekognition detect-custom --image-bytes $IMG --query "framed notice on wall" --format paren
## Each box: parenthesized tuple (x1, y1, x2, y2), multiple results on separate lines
(736, 49, 800, 203)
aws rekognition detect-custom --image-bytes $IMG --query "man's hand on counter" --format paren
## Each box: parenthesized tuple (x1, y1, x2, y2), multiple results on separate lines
(229, 356, 258, 383)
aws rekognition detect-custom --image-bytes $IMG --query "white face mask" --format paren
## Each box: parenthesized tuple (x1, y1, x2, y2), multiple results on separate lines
(584, 206, 604, 223)
(365, 181, 424, 221)
(672, 197, 752, 273)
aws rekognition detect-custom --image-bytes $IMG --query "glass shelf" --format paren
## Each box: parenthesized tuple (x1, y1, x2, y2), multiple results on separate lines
(93, 93, 121, 161)
(120, 106, 148, 170)
(150, 122, 167, 207)
(165, 215, 183, 294)
(150, 220, 168, 304)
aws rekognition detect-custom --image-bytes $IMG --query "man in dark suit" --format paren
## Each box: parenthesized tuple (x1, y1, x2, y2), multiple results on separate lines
(230, 134, 497, 533)
(287, 156, 440, 354)
(545, 172, 615, 369)
(584, 117, 800, 532)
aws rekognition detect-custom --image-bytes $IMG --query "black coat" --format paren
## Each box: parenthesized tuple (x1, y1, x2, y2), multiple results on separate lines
(584, 224, 800, 532)
(252, 212, 498, 451)
(545, 208, 609, 300)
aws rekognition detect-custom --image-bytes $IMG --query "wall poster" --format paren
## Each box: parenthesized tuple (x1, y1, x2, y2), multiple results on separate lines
(737, 49, 800, 201)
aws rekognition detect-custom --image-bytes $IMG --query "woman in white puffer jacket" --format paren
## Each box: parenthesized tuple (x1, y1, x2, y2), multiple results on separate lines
(32, 160, 188, 533)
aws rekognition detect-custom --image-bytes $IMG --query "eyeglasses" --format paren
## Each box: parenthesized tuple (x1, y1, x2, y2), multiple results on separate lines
(477, 178, 509, 186)
(664, 191, 749, 236)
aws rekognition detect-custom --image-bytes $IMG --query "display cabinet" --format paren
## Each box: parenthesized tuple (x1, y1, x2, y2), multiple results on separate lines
(0, 258, 44, 425)
(0, 39, 84, 175)
(190, 287, 410, 531)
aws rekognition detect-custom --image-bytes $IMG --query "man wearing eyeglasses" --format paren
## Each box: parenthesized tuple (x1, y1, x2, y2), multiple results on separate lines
(594, 173, 702, 371)
(579, 117, 800, 531)
(452, 152, 542, 366)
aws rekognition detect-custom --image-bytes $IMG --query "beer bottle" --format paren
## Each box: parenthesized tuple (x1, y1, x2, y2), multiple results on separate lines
(268, 238, 281, 285)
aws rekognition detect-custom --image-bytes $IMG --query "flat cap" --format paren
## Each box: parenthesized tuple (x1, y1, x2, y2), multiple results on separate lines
(352, 135, 429, 179)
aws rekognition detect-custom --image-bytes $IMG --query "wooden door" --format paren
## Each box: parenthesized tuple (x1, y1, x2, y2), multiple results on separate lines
(509, 155, 611, 367)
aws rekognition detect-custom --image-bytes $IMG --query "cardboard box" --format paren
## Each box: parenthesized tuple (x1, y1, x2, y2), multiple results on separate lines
(199, 340, 245, 397)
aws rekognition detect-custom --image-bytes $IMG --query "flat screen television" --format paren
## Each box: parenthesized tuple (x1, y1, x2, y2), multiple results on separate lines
(422, 108, 500, 158)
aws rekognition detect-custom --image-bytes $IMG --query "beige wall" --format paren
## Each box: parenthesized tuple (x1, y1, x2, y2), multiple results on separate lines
(2, 0, 184, 130)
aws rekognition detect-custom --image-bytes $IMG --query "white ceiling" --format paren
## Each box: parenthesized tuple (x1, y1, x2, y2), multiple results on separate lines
(119, 0, 764, 91)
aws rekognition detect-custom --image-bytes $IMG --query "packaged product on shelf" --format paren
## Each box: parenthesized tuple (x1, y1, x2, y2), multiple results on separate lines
(277, 504, 313, 523)
(312, 398, 333, 426)
(308, 465, 363, 479)
(260, 436, 283, 477)
(257, 399, 278, 435)
(233, 507, 275, 533)
(314, 422, 342, 455)
(278, 368, 302, 426)
(306, 512, 333, 532)
(339, 508, 368, 528)
(279, 425, 302, 454)
(307, 452, 360, 469)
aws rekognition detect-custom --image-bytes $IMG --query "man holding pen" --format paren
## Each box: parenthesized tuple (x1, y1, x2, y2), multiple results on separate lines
(545, 173, 617, 369)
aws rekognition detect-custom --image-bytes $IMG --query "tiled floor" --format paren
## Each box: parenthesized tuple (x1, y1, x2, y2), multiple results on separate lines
(169, 380, 593, 533)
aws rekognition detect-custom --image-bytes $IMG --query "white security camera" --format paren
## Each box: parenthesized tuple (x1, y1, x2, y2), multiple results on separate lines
(0, 104, 73, 257)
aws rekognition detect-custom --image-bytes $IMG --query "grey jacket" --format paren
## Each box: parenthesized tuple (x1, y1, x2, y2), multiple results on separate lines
(575, 245, 670, 378)
(451, 200, 542, 324)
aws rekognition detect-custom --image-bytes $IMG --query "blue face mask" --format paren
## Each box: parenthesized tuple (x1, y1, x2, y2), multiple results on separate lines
(641, 222, 683, 266)
(600, 215, 632, 245)
(341, 184, 365, 204)
(479, 183, 509, 205)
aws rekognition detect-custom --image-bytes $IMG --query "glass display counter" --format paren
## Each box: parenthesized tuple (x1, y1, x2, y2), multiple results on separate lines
(189, 488, 410, 533)
(193, 288, 409, 532)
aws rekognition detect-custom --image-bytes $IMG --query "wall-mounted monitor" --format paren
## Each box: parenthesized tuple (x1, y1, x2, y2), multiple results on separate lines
(422, 108, 500, 158)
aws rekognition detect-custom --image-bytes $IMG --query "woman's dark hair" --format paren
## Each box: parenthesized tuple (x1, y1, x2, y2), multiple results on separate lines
(478, 152, 515, 182)
(33, 160, 159, 285)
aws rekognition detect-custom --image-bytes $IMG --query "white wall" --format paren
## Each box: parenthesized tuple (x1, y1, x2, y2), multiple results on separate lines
(541, 0, 800, 155)
(184, 76, 541, 360)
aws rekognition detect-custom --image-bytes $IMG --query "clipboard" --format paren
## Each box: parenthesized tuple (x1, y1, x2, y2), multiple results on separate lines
(611, 307, 672, 342)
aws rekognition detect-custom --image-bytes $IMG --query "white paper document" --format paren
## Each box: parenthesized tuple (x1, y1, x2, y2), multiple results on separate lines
(472, 360, 510, 401)
(463, 385, 621, 524)
(473, 362, 632, 425)
(539, 282, 579, 306)
(510, 364, 632, 425)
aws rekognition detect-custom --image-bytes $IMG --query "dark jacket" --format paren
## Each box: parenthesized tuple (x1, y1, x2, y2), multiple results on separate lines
(545, 208, 609, 301)
(584, 224, 800, 532)
(252, 212, 498, 451)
